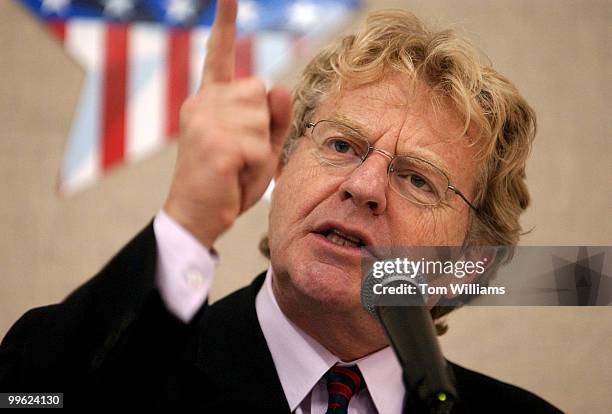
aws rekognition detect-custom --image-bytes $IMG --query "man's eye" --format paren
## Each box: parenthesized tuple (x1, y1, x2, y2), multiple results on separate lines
(329, 138, 355, 154)
(402, 173, 433, 192)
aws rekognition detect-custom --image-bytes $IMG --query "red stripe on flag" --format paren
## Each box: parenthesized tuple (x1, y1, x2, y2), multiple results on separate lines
(101, 24, 128, 169)
(167, 28, 190, 139)
(46, 21, 66, 42)
(235, 36, 252, 79)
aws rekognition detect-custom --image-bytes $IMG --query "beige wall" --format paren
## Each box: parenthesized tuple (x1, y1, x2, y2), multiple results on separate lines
(1, 0, 610, 412)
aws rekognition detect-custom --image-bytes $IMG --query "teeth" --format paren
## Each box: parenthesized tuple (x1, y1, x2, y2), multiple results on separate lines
(326, 230, 361, 248)
(331, 229, 361, 244)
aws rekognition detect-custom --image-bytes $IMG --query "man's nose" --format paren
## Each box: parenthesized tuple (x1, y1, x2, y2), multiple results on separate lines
(338, 152, 389, 214)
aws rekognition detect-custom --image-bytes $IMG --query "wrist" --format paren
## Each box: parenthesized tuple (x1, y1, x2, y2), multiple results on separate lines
(162, 201, 217, 250)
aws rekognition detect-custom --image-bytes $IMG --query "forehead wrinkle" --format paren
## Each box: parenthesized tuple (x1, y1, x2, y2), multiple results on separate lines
(394, 130, 453, 182)
(394, 103, 463, 180)
(321, 79, 410, 139)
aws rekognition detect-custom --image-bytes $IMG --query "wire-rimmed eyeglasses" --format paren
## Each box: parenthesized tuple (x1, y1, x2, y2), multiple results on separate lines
(305, 120, 479, 212)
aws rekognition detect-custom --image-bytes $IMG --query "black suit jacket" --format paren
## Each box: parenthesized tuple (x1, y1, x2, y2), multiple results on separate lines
(0, 221, 562, 412)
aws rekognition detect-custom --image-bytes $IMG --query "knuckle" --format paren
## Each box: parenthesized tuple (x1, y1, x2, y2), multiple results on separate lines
(253, 112, 271, 135)
(180, 94, 216, 134)
(247, 77, 266, 92)
(182, 116, 206, 142)
(206, 130, 232, 151)
(218, 207, 238, 228)
(211, 153, 238, 176)
(243, 77, 267, 100)
(249, 141, 272, 164)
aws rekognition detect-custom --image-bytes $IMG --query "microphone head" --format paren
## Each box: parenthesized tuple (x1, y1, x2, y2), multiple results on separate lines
(360, 259, 429, 319)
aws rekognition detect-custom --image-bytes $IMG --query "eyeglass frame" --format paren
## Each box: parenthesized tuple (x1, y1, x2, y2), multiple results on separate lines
(304, 120, 479, 213)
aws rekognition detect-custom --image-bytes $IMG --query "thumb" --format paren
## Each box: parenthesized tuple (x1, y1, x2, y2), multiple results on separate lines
(267, 86, 293, 154)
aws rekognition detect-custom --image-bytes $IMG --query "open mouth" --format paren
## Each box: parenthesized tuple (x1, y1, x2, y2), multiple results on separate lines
(317, 228, 365, 249)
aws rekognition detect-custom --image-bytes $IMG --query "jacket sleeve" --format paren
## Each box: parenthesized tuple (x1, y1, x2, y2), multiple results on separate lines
(0, 219, 206, 402)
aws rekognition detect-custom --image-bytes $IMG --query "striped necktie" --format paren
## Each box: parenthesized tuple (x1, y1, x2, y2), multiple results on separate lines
(324, 364, 366, 414)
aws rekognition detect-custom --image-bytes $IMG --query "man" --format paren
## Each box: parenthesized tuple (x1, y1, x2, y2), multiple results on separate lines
(0, 0, 561, 412)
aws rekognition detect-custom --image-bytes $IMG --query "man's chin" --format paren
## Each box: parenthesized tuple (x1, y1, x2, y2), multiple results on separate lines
(288, 262, 364, 311)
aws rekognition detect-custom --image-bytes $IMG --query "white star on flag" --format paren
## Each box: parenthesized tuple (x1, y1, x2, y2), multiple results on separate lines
(166, 0, 196, 24)
(103, 0, 134, 19)
(238, 0, 259, 28)
(288, 1, 319, 30)
(41, 0, 70, 14)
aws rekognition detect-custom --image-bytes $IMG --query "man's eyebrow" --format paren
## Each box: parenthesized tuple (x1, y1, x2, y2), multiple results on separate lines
(326, 113, 371, 139)
(400, 148, 452, 178)
(325, 112, 453, 179)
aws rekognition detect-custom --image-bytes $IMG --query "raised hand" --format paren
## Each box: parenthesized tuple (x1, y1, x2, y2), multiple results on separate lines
(163, 0, 292, 249)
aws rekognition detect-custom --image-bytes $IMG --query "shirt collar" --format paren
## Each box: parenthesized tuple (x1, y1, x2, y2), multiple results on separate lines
(255, 267, 405, 413)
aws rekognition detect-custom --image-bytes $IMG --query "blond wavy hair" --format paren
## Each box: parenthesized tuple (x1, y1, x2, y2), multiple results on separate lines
(260, 9, 537, 333)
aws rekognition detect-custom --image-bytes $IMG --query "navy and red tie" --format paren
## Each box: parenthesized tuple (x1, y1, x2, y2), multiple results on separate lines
(324, 364, 366, 414)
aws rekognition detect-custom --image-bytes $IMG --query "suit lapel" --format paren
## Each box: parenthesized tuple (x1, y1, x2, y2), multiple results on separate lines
(190, 272, 290, 412)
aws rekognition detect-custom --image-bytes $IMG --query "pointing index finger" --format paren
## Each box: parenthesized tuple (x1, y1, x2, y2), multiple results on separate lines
(201, 0, 238, 87)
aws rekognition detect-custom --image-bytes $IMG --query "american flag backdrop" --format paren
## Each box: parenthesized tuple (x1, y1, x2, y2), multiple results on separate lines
(17, 0, 361, 194)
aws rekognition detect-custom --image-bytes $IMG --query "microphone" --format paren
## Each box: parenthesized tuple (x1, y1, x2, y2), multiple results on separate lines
(361, 264, 459, 414)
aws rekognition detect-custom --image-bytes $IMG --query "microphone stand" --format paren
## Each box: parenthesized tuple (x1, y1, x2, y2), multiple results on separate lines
(377, 305, 458, 414)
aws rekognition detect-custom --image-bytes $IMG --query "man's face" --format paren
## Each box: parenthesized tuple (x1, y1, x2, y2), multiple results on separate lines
(268, 74, 481, 314)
